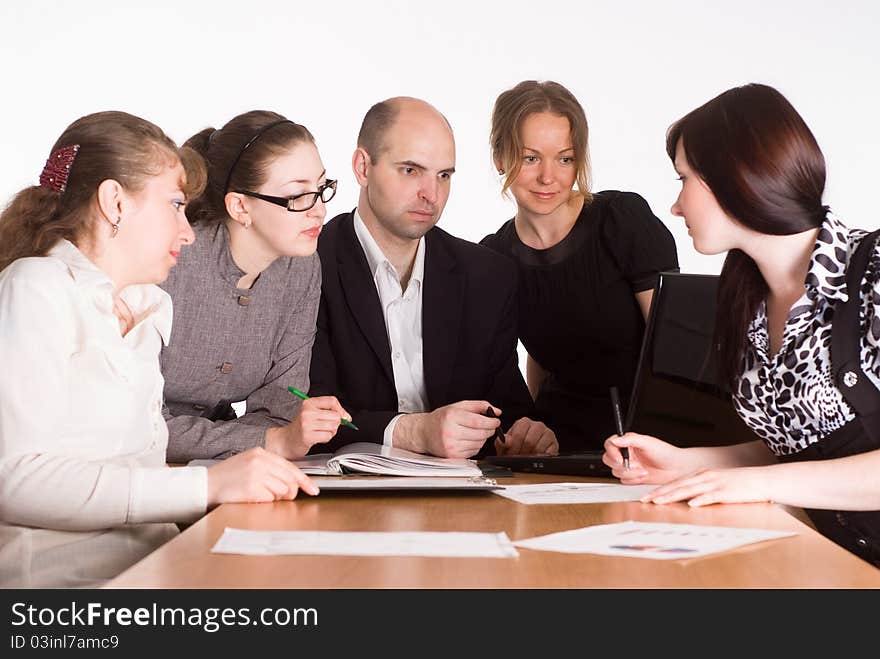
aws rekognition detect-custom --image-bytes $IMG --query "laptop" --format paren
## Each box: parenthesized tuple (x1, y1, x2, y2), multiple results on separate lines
(484, 272, 758, 477)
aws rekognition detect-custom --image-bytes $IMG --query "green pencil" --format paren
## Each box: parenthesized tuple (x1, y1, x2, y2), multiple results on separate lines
(287, 386, 359, 430)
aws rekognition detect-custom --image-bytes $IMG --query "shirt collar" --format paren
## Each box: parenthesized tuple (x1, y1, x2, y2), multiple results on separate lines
(47, 239, 173, 345)
(214, 222, 248, 288)
(804, 210, 852, 305)
(745, 211, 853, 361)
(118, 284, 173, 345)
(48, 238, 114, 292)
(353, 209, 425, 289)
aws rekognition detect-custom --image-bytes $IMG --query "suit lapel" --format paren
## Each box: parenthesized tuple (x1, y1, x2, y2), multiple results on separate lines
(337, 213, 395, 385)
(422, 230, 464, 409)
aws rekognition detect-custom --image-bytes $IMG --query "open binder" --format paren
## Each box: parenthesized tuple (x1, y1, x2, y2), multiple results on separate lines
(295, 443, 499, 490)
(295, 442, 482, 477)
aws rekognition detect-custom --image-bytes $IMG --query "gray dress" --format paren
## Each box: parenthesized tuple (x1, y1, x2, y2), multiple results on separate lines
(159, 222, 321, 461)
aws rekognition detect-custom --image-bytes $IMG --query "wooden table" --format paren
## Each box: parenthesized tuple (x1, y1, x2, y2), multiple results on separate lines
(108, 474, 880, 588)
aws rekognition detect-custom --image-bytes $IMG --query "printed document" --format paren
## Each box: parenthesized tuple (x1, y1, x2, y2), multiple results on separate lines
(514, 521, 795, 560)
(211, 528, 519, 558)
(493, 482, 655, 505)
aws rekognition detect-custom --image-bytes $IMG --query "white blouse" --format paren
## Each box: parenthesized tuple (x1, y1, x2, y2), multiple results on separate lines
(0, 240, 207, 587)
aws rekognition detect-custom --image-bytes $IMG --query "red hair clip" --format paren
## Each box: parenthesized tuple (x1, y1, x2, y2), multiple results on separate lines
(39, 144, 80, 193)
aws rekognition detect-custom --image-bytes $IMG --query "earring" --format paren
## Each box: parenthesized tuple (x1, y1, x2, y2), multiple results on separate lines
(497, 169, 505, 175)
(111, 216, 122, 238)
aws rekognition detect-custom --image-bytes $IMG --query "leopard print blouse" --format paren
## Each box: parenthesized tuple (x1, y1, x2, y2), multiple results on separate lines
(734, 212, 880, 456)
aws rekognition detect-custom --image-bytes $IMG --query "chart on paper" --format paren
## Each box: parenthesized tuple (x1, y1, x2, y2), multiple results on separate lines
(514, 521, 796, 559)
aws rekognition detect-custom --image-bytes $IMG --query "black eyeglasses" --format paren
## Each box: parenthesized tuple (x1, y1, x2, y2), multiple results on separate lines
(235, 179, 337, 212)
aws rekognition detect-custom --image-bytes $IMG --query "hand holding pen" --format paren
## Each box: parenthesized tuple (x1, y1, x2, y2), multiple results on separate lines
(288, 387, 359, 430)
(483, 406, 507, 445)
(609, 386, 629, 470)
(263, 388, 356, 459)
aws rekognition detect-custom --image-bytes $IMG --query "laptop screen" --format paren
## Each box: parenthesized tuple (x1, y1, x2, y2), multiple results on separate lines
(625, 272, 758, 447)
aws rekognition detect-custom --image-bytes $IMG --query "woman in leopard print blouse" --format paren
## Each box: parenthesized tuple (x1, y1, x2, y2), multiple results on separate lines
(602, 83, 880, 567)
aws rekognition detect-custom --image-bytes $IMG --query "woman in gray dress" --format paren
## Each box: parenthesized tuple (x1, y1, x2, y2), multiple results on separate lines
(160, 111, 350, 462)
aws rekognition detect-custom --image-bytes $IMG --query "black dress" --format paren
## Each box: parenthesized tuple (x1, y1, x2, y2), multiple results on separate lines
(480, 191, 679, 452)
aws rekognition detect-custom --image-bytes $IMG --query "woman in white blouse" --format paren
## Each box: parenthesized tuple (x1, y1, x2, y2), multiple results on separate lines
(602, 84, 880, 566)
(0, 111, 319, 588)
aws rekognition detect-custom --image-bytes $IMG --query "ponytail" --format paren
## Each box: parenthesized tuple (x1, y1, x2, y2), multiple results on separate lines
(715, 250, 767, 390)
(181, 127, 218, 225)
(0, 186, 74, 272)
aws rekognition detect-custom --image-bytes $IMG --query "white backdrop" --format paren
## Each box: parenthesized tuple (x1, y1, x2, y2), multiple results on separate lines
(2, 0, 878, 278)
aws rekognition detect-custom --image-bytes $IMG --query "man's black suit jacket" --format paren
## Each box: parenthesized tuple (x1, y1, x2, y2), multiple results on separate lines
(308, 211, 535, 453)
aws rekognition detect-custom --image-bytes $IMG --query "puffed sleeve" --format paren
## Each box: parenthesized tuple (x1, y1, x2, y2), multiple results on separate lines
(479, 219, 514, 256)
(599, 191, 679, 292)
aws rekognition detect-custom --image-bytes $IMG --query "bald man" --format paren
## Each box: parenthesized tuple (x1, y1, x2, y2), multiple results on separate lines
(308, 97, 558, 458)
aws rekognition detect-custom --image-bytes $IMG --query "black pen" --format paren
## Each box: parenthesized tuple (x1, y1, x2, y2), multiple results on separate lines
(484, 406, 506, 445)
(609, 386, 629, 470)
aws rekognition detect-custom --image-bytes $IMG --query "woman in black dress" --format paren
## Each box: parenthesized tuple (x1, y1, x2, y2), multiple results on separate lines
(481, 80, 678, 452)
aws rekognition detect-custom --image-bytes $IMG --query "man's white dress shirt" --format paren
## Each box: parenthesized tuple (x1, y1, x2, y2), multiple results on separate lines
(353, 210, 428, 445)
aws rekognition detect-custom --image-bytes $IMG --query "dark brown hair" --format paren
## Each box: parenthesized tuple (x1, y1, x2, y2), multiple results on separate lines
(490, 80, 592, 202)
(666, 83, 827, 388)
(0, 111, 205, 272)
(184, 110, 315, 224)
